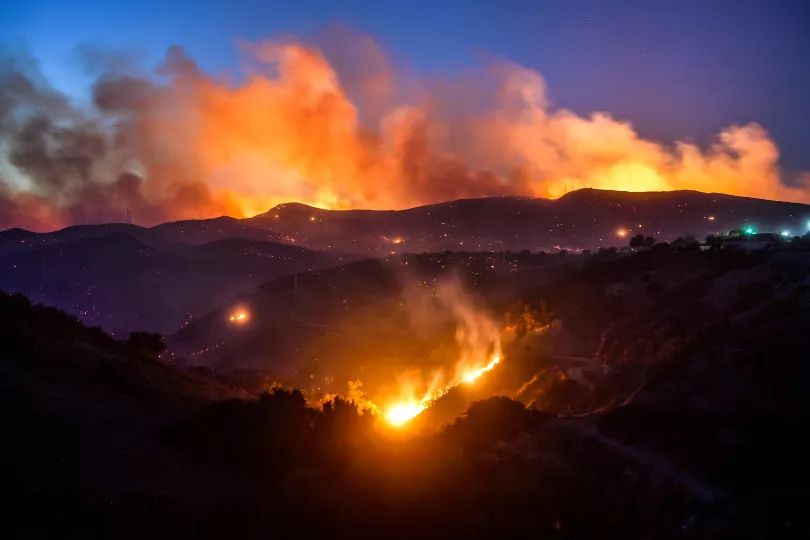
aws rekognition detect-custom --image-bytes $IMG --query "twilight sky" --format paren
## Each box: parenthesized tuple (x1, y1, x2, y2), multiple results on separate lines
(3, 0, 809, 166)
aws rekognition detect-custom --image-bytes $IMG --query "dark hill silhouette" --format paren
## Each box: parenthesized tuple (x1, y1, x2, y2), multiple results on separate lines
(0, 233, 346, 334)
(7, 239, 810, 536)
(148, 215, 287, 245)
(1, 186, 809, 354)
(0, 217, 286, 257)
(2, 291, 694, 538)
(245, 189, 810, 253)
(3, 188, 808, 336)
(4, 189, 810, 258)
(169, 238, 810, 535)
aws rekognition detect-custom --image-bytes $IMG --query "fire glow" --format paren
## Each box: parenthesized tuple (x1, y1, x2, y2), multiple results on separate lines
(383, 352, 502, 427)
(228, 308, 250, 324)
(461, 352, 501, 384)
(385, 400, 426, 427)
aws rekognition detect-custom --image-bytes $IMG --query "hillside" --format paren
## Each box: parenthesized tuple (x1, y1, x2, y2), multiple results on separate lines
(7, 240, 810, 536)
(245, 189, 810, 253)
(5, 189, 810, 259)
(0, 233, 346, 334)
(167, 250, 583, 392)
(4, 188, 808, 336)
(0, 290, 701, 538)
(0, 216, 286, 257)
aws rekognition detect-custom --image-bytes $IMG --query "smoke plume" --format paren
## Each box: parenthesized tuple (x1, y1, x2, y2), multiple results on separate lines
(2, 29, 808, 231)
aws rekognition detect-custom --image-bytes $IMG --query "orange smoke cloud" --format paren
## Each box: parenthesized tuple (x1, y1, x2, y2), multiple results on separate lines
(1, 30, 808, 231)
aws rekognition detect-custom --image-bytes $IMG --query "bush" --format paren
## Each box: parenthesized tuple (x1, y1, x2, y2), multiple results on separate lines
(125, 332, 166, 358)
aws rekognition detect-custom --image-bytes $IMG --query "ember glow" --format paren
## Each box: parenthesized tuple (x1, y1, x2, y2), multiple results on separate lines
(381, 351, 503, 427)
(2, 29, 810, 231)
(384, 400, 426, 427)
(228, 308, 250, 324)
(461, 352, 501, 384)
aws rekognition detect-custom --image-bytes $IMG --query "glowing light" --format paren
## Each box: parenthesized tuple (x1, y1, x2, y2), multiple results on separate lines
(781, 230, 791, 237)
(391, 237, 404, 245)
(383, 352, 503, 427)
(461, 353, 501, 384)
(616, 228, 629, 238)
(385, 401, 426, 427)
(743, 226, 756, 235)
(707, 215, 716, 221)
(228, 308, 250, 324)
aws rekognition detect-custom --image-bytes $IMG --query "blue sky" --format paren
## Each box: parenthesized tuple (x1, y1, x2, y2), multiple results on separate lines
(2, 0, 810, 167)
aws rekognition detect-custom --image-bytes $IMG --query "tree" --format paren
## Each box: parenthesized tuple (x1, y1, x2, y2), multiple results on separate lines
(671, 236, 699, 251)
(629, 234, 656, 250)
(705, 234, 723, 251)
(125, 331, 166, 358)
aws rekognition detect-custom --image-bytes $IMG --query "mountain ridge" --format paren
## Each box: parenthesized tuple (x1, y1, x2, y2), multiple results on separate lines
(5, 188, 810, 254)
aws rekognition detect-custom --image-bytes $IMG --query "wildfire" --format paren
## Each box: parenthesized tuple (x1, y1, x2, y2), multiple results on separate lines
(461, 352, 501, 384)
(385, 401, 426, 427)
(5, 29, 810, 234)
(383, 352, 503, 428)
(228, 308, 250, 324)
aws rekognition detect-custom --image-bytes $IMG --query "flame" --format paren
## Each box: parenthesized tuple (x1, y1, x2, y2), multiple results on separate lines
(332, 282, 533, 429)
(228, 308, 250, 324)
(384, 400, 426, 427)
(377, 280, 506, 427)
(461, 352, 501, 384)
(383, 350, 503, 428)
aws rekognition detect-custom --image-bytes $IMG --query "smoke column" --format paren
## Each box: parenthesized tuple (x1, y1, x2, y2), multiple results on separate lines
(2, 28, 808, 231)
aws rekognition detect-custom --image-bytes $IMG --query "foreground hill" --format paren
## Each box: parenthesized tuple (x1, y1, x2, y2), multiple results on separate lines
(167, 237, 810, 536)
(7, 235, 810, 537)
(4, 290, 681, 538)
(0, 233, 345, 334)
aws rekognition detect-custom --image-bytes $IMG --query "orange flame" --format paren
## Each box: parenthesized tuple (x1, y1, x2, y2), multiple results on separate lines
(382, 351, 503, 427)
(384, 400, 427, 427)
(461, 352, 501, 384)
(228, 308, 250, 324)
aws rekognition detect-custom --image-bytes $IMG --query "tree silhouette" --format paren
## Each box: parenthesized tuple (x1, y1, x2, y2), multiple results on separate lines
(126, 331, 166, 358)
(629, 234, 656, 249)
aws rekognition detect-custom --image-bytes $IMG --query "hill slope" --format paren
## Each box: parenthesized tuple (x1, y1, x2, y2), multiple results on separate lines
(0, 233, 345, 334)
(5, 189, 809, 258)
(246, 189, 810, 253)
(7, 243, 810, 536)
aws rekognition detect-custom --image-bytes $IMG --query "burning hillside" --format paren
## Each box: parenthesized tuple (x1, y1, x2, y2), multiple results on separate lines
(170, 255, 559, 429)
(374, 279, 507, 427)
(9, 239, 810, 538)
